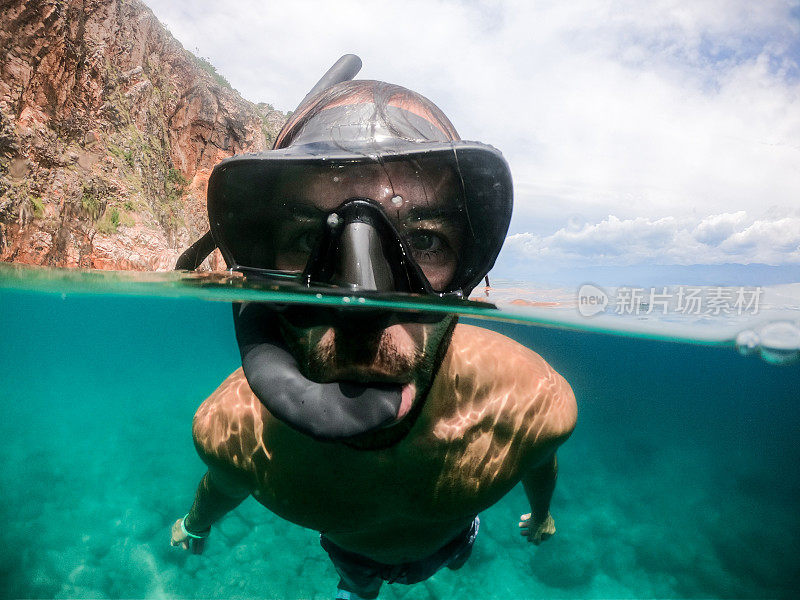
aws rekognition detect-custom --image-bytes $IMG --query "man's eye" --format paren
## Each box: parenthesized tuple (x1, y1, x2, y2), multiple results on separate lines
(408, 232, 444, 253)
(294, 230, 319, 253)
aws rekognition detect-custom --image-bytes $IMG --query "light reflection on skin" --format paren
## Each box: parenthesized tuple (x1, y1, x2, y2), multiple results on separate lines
(193, 373, 272, 471)
(424, 326, 576, 499)
(193, 324, 576, 532)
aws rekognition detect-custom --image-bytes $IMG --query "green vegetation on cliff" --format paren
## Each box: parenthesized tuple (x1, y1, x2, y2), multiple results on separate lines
(189, 52, 234, 91)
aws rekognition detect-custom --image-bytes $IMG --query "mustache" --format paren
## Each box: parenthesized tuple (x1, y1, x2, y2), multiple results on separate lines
(309, 327, 420, 380)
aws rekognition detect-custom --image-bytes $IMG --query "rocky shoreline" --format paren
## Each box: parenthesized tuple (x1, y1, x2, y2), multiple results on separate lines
(0, 0, 285, 270)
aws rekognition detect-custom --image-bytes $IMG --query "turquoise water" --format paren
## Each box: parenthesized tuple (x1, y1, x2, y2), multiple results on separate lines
(1, 281, 798, 599)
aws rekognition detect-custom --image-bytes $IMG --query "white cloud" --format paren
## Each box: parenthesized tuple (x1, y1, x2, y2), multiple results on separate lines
(692, 211, 749, 245)
(504, 212, 800, 266)
(143, 0, 800, 265)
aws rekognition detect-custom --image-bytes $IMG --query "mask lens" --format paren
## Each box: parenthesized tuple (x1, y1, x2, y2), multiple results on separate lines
(209, 147, 510, 295)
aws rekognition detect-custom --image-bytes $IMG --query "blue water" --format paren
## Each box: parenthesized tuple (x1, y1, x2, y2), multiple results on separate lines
(1, 289, 798, 599)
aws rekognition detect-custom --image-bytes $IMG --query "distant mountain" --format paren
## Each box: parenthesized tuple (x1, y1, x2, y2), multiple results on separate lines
(0, 0, 286, 270)
(491, 262, 800, 287)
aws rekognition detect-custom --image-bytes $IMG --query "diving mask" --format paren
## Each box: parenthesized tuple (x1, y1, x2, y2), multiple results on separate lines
(206, 83, 513, 297)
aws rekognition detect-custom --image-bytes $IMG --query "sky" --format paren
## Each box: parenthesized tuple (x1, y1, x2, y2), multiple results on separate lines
(144, 0, 800, 280)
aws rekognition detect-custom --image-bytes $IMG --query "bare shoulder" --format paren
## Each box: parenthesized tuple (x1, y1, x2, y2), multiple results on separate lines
(192, 368, 268, 475)
(449, 323, 577, 446)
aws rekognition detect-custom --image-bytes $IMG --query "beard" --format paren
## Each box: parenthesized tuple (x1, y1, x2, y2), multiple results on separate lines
(305, 325, 422, 383)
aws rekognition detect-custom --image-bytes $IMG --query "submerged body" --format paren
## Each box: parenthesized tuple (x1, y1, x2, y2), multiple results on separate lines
(190, 323, 576, 564)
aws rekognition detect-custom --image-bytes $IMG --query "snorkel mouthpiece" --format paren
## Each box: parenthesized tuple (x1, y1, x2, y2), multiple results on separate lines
(234, 303, 404, 441)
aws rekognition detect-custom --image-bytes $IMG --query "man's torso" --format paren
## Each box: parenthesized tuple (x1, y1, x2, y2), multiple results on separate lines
(193, 324, 574, 563)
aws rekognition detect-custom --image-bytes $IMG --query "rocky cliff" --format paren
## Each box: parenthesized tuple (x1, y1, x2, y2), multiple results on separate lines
(0, 0, 285, 270)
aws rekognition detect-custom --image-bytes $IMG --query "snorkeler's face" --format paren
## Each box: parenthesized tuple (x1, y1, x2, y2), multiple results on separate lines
(271, 161, 464, 292)
(273, 161, 461, 420)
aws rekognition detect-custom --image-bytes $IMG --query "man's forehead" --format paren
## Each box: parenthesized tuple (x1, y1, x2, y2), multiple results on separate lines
(276, 161, 460, 207)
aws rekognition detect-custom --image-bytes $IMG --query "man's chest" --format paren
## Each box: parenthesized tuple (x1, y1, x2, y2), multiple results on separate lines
(251, 424, 523, 532)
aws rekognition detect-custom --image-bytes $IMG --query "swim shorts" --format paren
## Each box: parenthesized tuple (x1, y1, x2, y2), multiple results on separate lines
(320, 516, 480, 600)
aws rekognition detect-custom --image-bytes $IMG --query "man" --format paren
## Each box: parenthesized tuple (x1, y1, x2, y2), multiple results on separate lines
(171, 66, 576, 600)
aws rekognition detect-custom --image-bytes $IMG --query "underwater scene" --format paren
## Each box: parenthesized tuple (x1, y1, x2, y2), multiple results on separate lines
(1, 267, 798, 599)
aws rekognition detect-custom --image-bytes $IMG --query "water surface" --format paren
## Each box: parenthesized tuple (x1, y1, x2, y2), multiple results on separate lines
(1, 268, 798, 599)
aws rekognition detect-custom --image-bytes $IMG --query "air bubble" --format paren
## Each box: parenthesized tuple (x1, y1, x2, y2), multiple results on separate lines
(735, 321, 800, 365)
(757, 321, 800, 365)
(735, 330, 759, 356)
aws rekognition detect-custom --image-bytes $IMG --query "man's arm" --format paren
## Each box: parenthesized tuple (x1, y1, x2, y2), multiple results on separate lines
(518, 364, 576, 545)
(171, 378, 260, 554)
(519, 453, 558, 545)
(171, 466, 251, 554)
(185, 467, 251, 532)
(172, 389, 257, 554)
